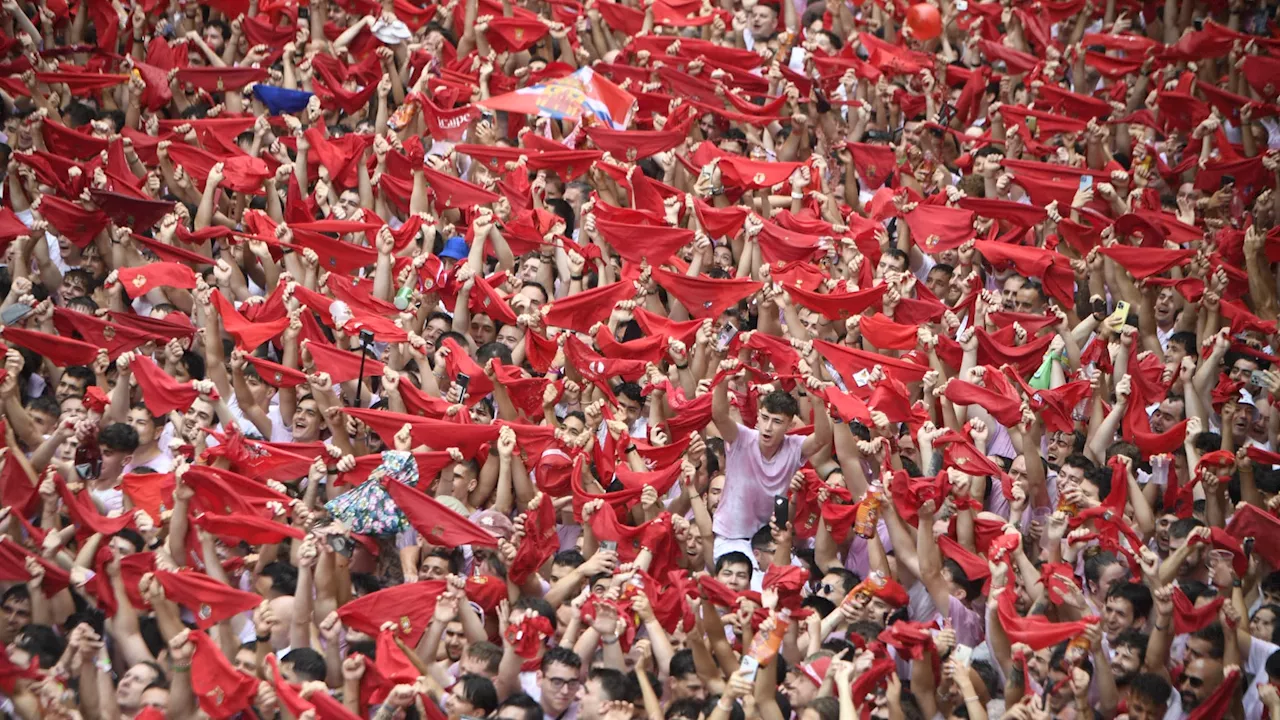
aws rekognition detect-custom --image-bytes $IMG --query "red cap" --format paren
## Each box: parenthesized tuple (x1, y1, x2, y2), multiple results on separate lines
(152, 569, 263, 629)
(130, 355, 200, 416)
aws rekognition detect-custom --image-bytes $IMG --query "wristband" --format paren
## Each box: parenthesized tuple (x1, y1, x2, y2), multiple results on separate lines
(172, 664, 191, 673)
(571, 274, 583, 281)
(256, 635, 271, 643)
(676, 362, 689, 370)
(625, 444, 638, 454)
(601, 634, 619, 645)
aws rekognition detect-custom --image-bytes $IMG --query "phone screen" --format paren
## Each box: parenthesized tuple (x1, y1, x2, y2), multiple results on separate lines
(1079, 175, 1094, 191)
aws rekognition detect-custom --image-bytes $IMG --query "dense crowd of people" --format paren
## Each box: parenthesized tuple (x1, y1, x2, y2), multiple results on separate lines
(0, 0, 1276, 718)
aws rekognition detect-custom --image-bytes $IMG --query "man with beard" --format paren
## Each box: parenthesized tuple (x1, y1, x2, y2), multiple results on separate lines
(1112, 630, 1150, 690)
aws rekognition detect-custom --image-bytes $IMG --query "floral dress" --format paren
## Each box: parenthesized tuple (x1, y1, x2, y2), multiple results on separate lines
(325, 450, 420, 536)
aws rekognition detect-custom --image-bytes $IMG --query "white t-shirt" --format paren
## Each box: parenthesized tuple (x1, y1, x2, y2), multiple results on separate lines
(1241, 638, 1279, 720)
(711, 423, 806, 541)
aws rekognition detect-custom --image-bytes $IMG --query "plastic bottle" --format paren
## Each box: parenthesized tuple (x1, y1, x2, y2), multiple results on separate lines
(854, 482, 883, 538)
(739, 609, 790, 679)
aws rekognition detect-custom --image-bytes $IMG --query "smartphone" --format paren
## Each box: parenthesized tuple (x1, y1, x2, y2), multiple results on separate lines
(955, 0, 968, 9)
(1251, 370, 1268, 386)
(715, 323, 739, 353)
(599, 540, 618, 553)
(456, 373, 471, 403)
(1244, 537, 1256, 557)
(1025, 116, 1038, 137)
(1193, 17, 1204, 30)
(1222, 175, 1235, 187)
(773, 496, 789, 529)
(1079, 174, 1094, 191)
(606, 477, 625, 492)
(739, 654, 761, 681)
(936, 102, 955, 127)
(1107, 300, 1131, 326)
(952, 644, 974, 667)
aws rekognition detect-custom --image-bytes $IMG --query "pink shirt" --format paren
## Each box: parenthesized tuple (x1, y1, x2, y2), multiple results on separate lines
(712, 423, 806, 540)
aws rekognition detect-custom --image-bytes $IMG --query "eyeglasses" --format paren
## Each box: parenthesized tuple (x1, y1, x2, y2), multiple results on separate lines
(546, 677, 580, 692)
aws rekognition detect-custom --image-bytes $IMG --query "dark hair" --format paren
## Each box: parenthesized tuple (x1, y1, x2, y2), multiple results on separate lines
(283, 648, 327, 682)
(1169, 331, 1197, 356)
(803, 596, 836, 619)
(1083, 552, 1121, 591)
(1106, 583, 1154, 622)
(2, 585, 31, 607)
(1169, 517, 1206, 541)
(1062, 454, 1096, 475)
(63, 365, 96, 393)
(466, 641, 503, 674)
(25, 395, 59, 418)
(457, 673, 499, 714)
(552, 550, 586, 568)
(750, 525, 776, 552)
(881, 247, 909, 271)
(16, 625, 64, 668)
(498, 693, 544, 720)
(422, 547, 463, 575)
(522, 281, 549, 304)
(116, 529, 146, 553)
(614, 382, 643, 405)
(540, 646, 582, 673)
(98, 423, 140, 453)
(261, 561, 299, 596)
(180, 350, 206, 381)
(1114, 629, 1150, 658)
(1266, 648, 1280, 680)
(1085, 465, 1113, 500)
(1190, 623, 1225, 660)
(669, 649, 696, 679)
(476, 341, 513, 366)
(665, 698, 703, 719)
(822, 568, 860, 596)
(715, 552, 753, 580)
(759, 389, 799, 418)
(1129, 672, 1173, 708)
(588, 667, 630, 704)
(515, 596, 556, 632)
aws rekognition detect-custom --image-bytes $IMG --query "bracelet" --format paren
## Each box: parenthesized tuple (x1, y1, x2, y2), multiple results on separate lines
(791, 192, 804, 199)
(1155, 623, 1168, 632)
(963, 696, 980, 704)
(717, 697, 735, 711)
(172, 664, 191, 673)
